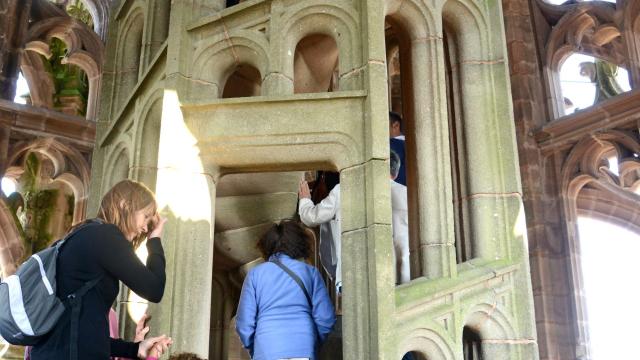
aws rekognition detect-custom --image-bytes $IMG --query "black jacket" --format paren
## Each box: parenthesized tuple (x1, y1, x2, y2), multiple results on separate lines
(31, 222, 166, 359)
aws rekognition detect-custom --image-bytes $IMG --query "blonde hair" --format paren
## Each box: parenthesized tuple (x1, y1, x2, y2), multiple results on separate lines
(97, 180, 157, 248)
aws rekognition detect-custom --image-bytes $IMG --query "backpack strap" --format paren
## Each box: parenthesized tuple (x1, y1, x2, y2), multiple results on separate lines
(270, 258, 313, 309)
(54, 218, 105, 250)
(65, 277, 103, 360)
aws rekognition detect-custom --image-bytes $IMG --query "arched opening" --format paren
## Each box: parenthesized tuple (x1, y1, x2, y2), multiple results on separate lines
(577, 216, 640, 359)
(210, 170, 343, 359)
(12, 72, 30, 105)
(462, 327, 483, 360)
(294, 34, 339, 94)
(559, 53, 631, 115)
(443, 21, 470, 264)
(48, 37, 90, 117)
(66, 0, 95, 30)
(384, 17, 418, 281)
(1, 177, 17, 196)
(401, 351, 427, 360)
(222, 64, 262, 98)
(117, 11, 144, 108)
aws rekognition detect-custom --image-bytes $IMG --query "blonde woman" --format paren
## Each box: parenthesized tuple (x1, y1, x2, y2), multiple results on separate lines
(31, 180, 171, 360)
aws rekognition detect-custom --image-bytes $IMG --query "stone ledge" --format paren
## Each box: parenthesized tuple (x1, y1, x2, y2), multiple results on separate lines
(0, 99, 95, 149)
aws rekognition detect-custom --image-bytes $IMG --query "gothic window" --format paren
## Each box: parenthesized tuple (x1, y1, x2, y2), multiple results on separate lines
(12, 73, 30, 105)
(559, 53, 631, 115)
(577, 217, 640, 358)
(222, 65, 262, 98)
(294, 34, 339, 94)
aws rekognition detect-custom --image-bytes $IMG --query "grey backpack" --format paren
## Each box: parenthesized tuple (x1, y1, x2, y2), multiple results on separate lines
(0, 220, 102, 349)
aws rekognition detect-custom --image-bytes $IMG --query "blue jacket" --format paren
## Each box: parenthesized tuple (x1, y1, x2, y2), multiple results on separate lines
(236, 254, 336, 360)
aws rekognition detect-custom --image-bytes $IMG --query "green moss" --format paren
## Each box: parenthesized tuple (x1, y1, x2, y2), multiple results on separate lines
(22, 189, 58, 256)
(22, 153, 39, 192)
(39, 37, 89, 116)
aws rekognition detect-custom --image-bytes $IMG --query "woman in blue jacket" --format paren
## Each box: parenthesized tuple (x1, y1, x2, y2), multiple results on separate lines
(236, 221, 336, 360)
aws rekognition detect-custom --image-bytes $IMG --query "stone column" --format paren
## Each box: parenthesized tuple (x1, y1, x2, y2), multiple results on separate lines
(502, 0, 577, 358)
(0, 0, 31, 100)
(410, 37, 457, 279)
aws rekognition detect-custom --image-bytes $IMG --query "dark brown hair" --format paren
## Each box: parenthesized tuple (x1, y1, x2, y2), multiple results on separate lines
(257, 220, 311, 260)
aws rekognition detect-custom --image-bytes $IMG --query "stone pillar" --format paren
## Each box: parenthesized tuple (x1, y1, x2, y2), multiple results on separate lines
(338, 2, 397, 359)
(502, 0, 577, 358)
(150, 86, 216, 357)
(0, 0, 31, 100)
(410, 37, 456, 279)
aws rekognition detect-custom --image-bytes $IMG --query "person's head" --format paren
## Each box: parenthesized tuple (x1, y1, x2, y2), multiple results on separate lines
(257, 220, 311, 261)
(168, 353, 205, 360)
(390, 150, 401, 180)
(97, 179, 157, 247)
(389, 111, 403, 137)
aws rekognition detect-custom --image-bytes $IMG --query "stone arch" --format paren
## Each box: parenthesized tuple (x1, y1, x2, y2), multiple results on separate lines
(115, 6, 145, 110)
(385, 0, 436, 39)
(279, 1, 361, 92)
(222, 64, 262, 98)
(562, 131, 640, 233)
(103, 141, 132, 193)
(133, 90, 164, 186)
(23, 16, 103, 120)
(7, 138, 91, 189)
(441, 0, 489, 61)
(78, 0, 112, 40)
(398, 327, 455, 360)
(7, 138, 92, 225)
(559, 130, 640, 357)
(19, 49, 56, 109)
(462, 304, 517, 359)
(463, 303, 516, 340)
(293, 34, 339, 93)
(542, 3, 625, 118)
(191, 30, 269, 99)
(625, 0, 640, 86)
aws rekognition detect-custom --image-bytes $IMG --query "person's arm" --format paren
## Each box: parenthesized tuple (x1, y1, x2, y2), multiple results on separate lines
(311, 268, 336, 343)
(95, 225, 166, 302)
(235, 271, 257, 356)
(298, 184, 339, 227)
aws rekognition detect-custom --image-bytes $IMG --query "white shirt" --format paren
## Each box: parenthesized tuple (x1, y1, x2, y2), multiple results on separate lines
(298, 184, 342, 286)
(390, 180, 409, 284)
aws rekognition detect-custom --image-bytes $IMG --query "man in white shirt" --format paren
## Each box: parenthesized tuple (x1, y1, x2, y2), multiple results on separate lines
(298, 179, 342, 292)
(297, 150, 409, 290)
(390, 150, 410, 284)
